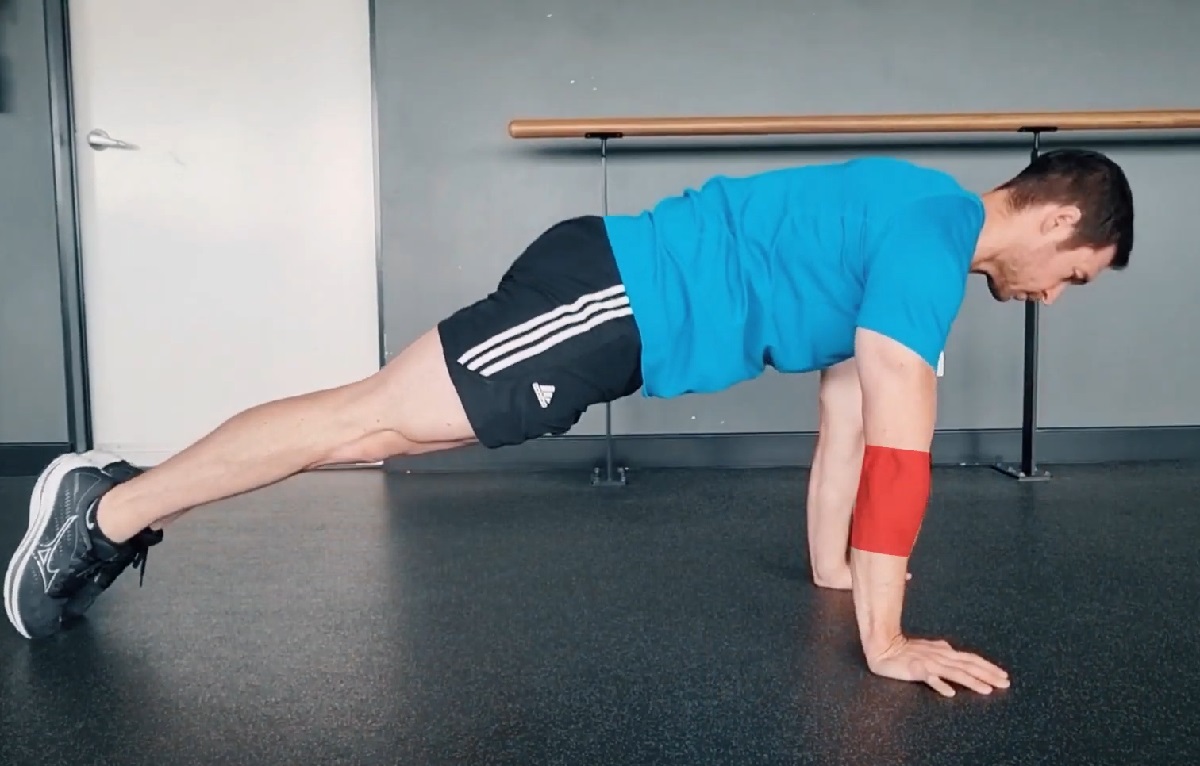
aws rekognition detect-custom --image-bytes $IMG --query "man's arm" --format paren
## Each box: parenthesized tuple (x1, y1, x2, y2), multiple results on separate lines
(807, 359, 864, 590)
(849, 328, 934, 651)
(849, 327, 1008, 696)
(807, 359, 915, 590)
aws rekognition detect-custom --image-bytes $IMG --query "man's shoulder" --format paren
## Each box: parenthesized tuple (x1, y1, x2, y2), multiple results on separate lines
(844, 155, 959, 181)
(692, 157, 967, 197)
(862, 173, 984, 284)
(851, 157, 982, 245)
(885, 190, 985, 251)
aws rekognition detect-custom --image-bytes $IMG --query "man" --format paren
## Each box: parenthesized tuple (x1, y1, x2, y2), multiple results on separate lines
(4, 149, 1132, 697)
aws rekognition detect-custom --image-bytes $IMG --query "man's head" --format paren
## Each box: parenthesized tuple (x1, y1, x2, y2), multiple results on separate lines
(975, 148, 1134, 303)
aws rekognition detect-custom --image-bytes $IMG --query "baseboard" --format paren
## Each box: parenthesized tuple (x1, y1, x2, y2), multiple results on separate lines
(5, 427, 1197, 479)
(385, 426, 1200, 474)
(0, 443, 71, 477)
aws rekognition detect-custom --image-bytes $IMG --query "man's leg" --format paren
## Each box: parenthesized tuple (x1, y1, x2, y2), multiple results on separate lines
(3, 325, 477, 638)
(110, 430, 468, 536)
(4, 214, 644, 639)
(94, 327, 473, 543)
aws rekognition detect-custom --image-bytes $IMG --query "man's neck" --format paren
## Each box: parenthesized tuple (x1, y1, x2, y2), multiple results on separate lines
(969, 189, 1014, 275)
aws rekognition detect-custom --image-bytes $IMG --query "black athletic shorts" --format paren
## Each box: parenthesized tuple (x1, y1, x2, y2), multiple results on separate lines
(437, 216, 644, 448)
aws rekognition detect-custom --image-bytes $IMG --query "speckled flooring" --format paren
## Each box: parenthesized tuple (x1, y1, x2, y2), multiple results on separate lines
(2, 462, 1198, 765)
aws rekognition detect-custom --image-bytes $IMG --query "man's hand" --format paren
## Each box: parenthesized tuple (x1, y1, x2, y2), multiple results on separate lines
(866, 634, 1010, 697)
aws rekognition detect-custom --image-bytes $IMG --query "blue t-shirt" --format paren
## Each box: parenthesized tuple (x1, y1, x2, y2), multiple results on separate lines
(602, 158, 984, 398)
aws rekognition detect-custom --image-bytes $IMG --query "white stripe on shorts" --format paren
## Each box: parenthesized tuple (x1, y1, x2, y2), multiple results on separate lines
(457, 284, 632, 378)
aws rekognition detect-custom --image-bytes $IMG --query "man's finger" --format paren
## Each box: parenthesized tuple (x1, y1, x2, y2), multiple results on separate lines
(954, 652, 1010, 685)
(951, 661, 1009, 688)
(935, 664, 995, 695)
(926, 642, 1009, 684)
(934, 647, 1010, 688)
(926, 673, 957, 698)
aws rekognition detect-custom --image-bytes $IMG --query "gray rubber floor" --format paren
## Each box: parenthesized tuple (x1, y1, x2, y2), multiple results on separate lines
(2, 461, 1198, 765)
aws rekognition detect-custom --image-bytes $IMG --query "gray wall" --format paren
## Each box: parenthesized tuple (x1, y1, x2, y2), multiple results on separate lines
(3, 0, 1192, 462)
(0, 0, 69, 444)
(374, 0, 1200, 438)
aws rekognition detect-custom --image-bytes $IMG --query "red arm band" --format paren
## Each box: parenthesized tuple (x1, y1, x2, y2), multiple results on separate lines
(850, 445, 931, 557)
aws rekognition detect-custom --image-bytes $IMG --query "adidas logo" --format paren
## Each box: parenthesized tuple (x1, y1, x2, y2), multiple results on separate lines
(532, 382, 555, 409)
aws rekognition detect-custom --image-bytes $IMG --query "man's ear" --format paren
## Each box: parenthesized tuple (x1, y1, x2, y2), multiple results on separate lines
(1045, 204, 1082, 236)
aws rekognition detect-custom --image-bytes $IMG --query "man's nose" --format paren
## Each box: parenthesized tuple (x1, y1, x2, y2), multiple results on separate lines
(1041, 284, 1067, 305)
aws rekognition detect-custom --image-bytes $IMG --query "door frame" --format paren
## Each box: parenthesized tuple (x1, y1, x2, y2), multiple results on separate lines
(40, 0, 387, 453)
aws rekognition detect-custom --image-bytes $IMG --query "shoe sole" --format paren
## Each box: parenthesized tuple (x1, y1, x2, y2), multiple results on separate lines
(3, 453, 93, 639)
(23, 450, 123, 525)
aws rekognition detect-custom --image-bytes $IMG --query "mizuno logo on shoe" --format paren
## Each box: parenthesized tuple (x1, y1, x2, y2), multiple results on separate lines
(532, 383, 555, 409)
(34, 515, 77, 594)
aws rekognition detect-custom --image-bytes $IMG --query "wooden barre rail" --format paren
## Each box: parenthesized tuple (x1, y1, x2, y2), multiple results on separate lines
(509, 105, 1200, 487)
(508, 108, 1200, 139)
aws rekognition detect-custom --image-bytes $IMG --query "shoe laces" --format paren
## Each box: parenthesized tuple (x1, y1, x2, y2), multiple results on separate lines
(51, 548, 115, 599)
(126, 530, 158, 587)
(100, 528, 162, 589)
(54, 528, 161, 599)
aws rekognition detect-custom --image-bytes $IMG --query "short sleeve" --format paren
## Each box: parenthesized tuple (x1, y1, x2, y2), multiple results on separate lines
(855, 195, 982, 370)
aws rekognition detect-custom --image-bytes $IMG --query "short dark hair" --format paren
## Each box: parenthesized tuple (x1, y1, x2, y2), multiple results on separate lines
(997, 148, 1134, 270)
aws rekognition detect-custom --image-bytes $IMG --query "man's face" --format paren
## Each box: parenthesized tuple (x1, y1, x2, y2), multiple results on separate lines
(985, 205, 1115, 305)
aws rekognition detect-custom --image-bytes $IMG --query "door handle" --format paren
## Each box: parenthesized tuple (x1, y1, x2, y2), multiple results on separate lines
(87, 128, 138, 151)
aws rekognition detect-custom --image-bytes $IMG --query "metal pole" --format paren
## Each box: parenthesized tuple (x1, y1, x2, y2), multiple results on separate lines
(588, 133, 627, 486)
(994, 128, 1053, 481)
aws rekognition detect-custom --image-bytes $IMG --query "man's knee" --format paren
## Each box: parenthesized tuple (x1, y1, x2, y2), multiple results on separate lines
(359, 327, 477, 445)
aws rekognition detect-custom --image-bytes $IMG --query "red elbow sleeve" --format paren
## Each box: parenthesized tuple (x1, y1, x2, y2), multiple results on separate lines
(850, 445, 931, 557)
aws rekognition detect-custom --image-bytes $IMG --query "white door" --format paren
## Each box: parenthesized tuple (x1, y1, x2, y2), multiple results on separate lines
(69, 0, 380, 465)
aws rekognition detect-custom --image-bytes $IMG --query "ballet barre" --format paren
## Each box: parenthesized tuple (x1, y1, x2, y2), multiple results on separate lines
(507, 107, 1200, 485)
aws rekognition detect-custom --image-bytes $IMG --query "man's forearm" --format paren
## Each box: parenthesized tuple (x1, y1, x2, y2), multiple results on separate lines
(850, 548, 908, 658)
(806, 436, 862, 581)
(807, 361, 866, 585)
(847, 442, 931, 658)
